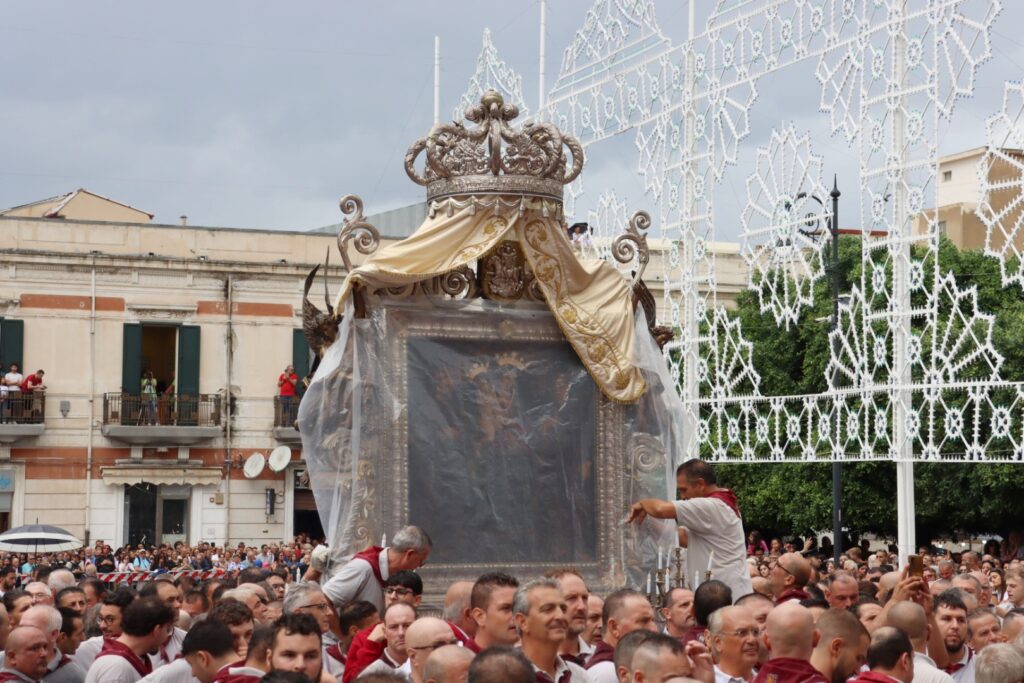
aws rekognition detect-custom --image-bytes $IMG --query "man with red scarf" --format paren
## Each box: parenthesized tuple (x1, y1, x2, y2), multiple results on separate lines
(317, 526, 431, 614)
(849, 627, 914, 683)
(770, 553, 813, 605)
(627, 460, 753, 599)
(753, 602, 826, 683)
(84, 597, 176, 683)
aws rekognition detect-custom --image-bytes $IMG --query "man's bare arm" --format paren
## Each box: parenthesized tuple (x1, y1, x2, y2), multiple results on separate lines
(626, 498, 677, 524)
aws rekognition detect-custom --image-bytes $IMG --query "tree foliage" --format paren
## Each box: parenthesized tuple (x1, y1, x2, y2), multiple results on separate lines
(714, 237, 1024, 540)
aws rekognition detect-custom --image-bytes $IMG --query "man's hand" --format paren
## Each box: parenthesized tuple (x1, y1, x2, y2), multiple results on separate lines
(685, 641, 714, 683)
(626, 502, 648, 524)
(368, 622, 386, 642)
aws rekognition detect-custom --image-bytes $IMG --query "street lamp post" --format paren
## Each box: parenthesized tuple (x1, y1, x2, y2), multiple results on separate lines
(797, 177, 842, 568)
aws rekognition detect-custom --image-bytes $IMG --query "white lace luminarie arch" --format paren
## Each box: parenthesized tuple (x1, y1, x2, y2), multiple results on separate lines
(450, 0, 1016, 558)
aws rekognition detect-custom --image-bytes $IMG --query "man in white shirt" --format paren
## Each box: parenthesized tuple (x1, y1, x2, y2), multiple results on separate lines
(84, 597, 176, 683)
(933, 591, 975, 683)
(142, 620, 236, 683)
(315, 526, 431, 614)
(547, 569, 595, 667)
(585, 589, 657, 683)
(2, 364, 22, 423)
(706, 606, 758, 683)
(628, 460, 753, 599)
(885, 601, 953, 683)
(513, 578, 591, 683)
(852, 627, 914, 683)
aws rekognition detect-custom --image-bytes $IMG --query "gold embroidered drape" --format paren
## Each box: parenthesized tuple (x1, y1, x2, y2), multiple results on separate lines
(334, 200, 647, 403)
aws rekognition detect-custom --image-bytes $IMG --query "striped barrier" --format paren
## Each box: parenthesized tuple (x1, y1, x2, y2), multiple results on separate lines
(96, 568, 226, 584)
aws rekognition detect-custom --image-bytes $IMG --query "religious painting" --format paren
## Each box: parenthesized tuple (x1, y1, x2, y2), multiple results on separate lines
(405, 336, 597, 565)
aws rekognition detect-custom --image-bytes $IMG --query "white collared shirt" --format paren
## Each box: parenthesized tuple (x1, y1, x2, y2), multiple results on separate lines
(947, 648, 975, 683)
(912, 652, 954, 683)
(714, 665, 750, 683)
(528, 654, 591, 683)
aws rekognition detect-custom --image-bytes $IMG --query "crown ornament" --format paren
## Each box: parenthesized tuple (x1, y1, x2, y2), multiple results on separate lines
(405, 90, 584, 202)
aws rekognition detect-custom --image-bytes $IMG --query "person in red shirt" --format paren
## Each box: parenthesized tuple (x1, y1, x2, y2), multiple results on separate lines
(277, 366, 298, 427)
(19, 370, 45, 422)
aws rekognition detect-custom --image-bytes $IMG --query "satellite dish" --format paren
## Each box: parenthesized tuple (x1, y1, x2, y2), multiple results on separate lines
(268, 446, 292, 473)
(243, 453, 266, 479)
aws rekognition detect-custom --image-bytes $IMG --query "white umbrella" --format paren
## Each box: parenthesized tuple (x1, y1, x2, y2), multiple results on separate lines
(0, 524, 82, 553)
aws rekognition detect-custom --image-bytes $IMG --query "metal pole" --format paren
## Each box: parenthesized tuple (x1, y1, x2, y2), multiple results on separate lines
(538, 0, 547, 110)
(433, 36, 441, 125)
(830, 176, 842, 568)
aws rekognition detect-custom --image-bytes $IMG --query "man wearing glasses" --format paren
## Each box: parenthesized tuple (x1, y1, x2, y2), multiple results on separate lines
(384, 572, 423, 609)
(282, 582, 340, 677)
(769, 553, 813, 605)
(706, 606, 759, 683)
(405, 616, 459, 683)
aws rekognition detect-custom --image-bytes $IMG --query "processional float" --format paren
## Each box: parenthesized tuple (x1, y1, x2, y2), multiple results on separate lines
(300, 91, 687, 606)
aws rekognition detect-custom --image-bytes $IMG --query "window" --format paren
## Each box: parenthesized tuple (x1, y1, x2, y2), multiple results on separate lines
(938, 221, 947, 238)
(0, 319, 23, 370)
(121, 323, 201, 395)
(942, 170, 952, 182)
(292, 329, 313, 397)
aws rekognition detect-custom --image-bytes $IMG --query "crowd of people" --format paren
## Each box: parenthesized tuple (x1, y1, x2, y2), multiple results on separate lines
(4, 536, 321, 578)
(0, 460, 1021, 682)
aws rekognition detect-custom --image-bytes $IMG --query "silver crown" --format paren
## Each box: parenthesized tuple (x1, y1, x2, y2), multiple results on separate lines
(404, 90, 584, 202)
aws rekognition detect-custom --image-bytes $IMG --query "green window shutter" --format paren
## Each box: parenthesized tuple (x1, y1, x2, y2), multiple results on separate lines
(0, 319, 23, 371)
(121, 323, 142, 394)
(292, 329, 311, 397)
(177, 325, 201, 397)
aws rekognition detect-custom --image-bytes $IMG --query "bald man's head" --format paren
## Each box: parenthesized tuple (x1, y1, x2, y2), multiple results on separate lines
(765, 602, 816, 661)
(5, 626, 50, 680)
(814, 608, 869, 653)
(423, 644, 475, 683)
(779, 554, 812, 587)
(885, 601, 927, 646)
(406, 617, 456, 683)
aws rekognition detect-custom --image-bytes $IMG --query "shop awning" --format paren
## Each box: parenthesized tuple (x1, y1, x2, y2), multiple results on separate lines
(100, 466, 223, 487)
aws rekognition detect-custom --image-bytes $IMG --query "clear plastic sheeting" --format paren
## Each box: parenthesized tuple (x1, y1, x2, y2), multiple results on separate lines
(299, 296, 682, 594)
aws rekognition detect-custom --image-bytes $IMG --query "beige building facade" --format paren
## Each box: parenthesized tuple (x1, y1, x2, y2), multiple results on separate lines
(913, 147, 1024, 253)
(0, 206, 360, 547)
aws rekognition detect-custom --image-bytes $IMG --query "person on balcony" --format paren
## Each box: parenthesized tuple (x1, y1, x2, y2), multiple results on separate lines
(277, 365, 298, 427)
(2, 364, 23, 423)
(20, 370, 45, 422)
(141, 371, 158, 426)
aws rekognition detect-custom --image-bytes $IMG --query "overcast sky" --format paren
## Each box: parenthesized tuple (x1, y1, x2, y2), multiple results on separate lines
(2, 1, 1021, 238)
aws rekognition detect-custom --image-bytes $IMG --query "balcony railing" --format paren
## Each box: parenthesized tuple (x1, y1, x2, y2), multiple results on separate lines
(273, 395, 302, 429)
(0, 391, 45, 424)
(102, 393, 221, 428)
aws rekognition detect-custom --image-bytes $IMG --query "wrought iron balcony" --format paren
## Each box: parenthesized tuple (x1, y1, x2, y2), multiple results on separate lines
(272, 395, 302, 444)
(0, 391, 46, 443)
(101, 393, 222, 445)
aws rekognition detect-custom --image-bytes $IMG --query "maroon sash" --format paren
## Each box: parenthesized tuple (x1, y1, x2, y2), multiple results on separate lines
(213, 662, 261, 683)
(96, 637, 153, 678)
(776, 587, 811, 604)
(752, 657, 828, 683)
(353, 546, 385, 585)
(850, 673, 900, 683)
(448, 622, 480, 653)
(535, 669, 572, 683)
(0, 671, 33, 683)
(584, 640, 613, 669)
(707, 489, 741, 518)
(326, 644, 345, 663)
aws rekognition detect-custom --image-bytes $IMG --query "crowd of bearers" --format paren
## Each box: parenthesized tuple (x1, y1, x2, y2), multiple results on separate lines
(5, 460, 1024, 682)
